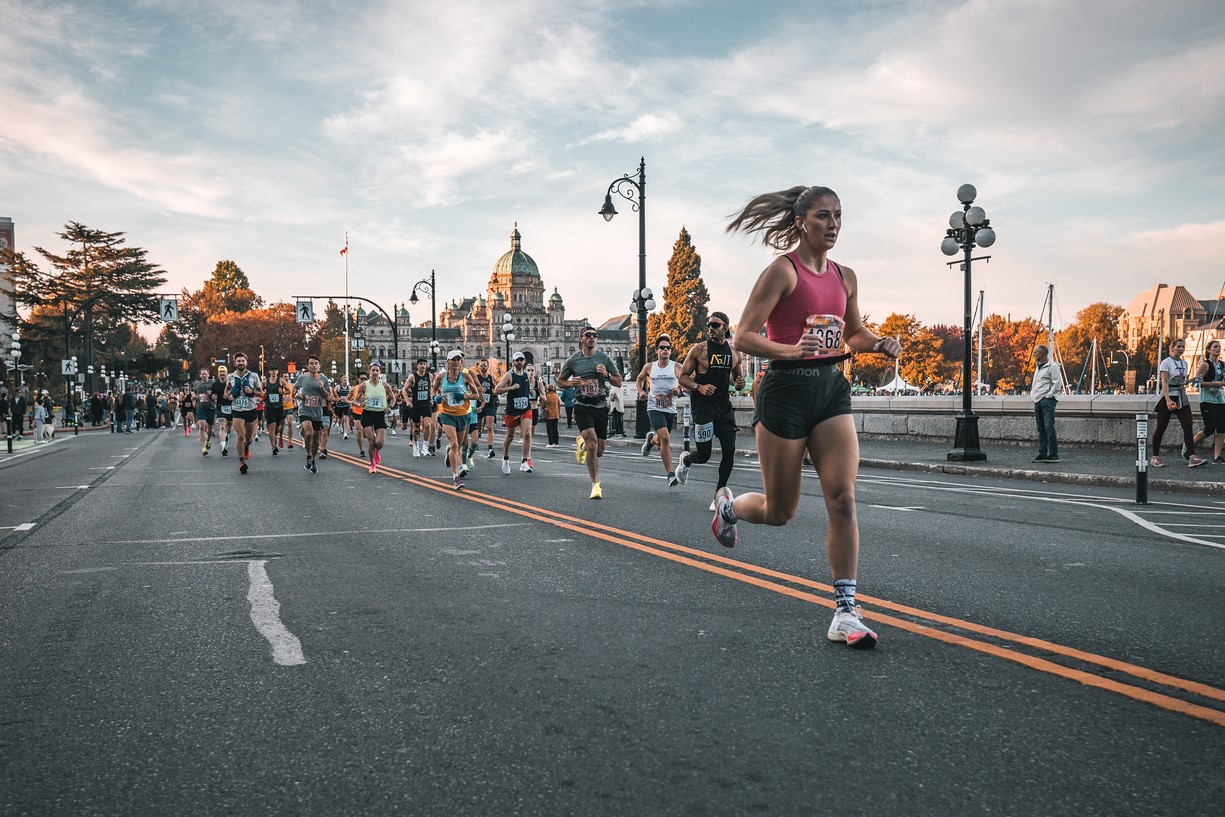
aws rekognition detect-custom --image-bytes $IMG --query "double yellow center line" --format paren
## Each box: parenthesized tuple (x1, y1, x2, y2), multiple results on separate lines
(328, 447, 1225, 728)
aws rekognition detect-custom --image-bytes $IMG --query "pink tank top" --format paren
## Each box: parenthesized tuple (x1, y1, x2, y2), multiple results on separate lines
(765, 253, 849, 352)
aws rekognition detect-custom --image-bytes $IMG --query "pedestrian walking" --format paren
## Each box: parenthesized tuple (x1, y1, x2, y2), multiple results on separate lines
(562, 385, 576, 428)
(1030, 344, 1062, 463)
(608, 385, 625, 438)
(32, 391, 47, 443)
(1187, 340, 1225, 463)
(1150, 338, 1206, 468)
(716, 184, 901, 649)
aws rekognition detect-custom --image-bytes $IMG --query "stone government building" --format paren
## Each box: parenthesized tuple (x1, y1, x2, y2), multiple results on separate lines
(359, 224, 633, 379)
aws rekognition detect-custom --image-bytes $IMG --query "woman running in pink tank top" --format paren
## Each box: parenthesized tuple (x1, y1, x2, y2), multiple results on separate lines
(716, 185, 902, 650)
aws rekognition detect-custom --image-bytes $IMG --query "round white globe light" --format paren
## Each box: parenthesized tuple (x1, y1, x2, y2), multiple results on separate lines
(966, 206, 987, 226)
(645, 299, 656, 311)
(957, 184, 977, 204)
(949, 211, 965, 229)
(976, 227, 996, 247)
(941, 237, 960, 256)
(641, 287, 653, 300)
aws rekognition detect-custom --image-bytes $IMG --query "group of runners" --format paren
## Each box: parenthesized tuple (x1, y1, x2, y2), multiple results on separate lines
(168, 184, 901, 649)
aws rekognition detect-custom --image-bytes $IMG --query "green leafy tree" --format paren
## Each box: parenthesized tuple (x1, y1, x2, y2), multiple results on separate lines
(981, 314, 1044, 393)
(646, 227, 710, 364)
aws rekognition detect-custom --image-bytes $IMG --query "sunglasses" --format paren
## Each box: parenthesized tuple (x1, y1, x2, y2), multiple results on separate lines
(657, 345, 671, 350)
(582, 333, 597, 339)
(708, 322, 725, 329)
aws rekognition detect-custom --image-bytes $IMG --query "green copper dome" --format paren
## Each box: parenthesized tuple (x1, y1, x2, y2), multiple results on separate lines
(492, 223, 539, 279)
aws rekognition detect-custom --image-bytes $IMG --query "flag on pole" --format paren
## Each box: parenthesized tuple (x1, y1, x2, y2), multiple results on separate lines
(339, 239, 348, 256)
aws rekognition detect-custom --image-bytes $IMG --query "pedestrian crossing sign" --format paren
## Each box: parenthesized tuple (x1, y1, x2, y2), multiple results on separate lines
(296, 300, 314, 323)
(61, 359, 77, 375)
(159, 298, 179, 322)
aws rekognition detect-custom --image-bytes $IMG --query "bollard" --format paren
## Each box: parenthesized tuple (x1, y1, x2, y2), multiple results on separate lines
(5, 412, 11, 454)
(682, 402, 692, 453)
(1135, 412, 1149, 505)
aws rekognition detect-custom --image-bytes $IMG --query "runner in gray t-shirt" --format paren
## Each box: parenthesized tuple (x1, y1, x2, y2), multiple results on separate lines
(556, 325, 623, 500)
(294, 356, 331, 473)
(193, 369, 217, 456)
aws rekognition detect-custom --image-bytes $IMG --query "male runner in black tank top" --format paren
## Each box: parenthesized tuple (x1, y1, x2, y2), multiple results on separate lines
(677, 311, 745, 506)
(476, 359, 498, 458)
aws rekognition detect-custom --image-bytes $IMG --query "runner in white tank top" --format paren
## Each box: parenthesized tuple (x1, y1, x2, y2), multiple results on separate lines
(635, 336, 684, 485)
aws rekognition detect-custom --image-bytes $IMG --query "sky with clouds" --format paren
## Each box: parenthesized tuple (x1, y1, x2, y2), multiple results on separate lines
(2, 0, 1223, 338)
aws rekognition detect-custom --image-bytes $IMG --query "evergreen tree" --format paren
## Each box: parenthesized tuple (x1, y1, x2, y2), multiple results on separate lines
(1, 223, 165, 391)
(648, 227, 710, 362)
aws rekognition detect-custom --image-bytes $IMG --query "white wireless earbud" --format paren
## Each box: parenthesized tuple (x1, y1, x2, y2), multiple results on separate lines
(800, 224, 808, 233)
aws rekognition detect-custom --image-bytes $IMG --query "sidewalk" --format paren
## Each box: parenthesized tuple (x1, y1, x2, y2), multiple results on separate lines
(558, 425, 1224, 497)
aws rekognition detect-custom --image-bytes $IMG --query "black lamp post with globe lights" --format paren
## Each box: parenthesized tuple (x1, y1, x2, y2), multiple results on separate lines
(598, 157, 655, 439)
(941, 183, 997, 462)
(408, 270, 440, 371)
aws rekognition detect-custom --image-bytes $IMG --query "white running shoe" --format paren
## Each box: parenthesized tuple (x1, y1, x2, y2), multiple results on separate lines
(412, 440, 420, 457)
(391, 428, 397, 436)
(676, 452, 691, 485)
(641, 430, 655, 457)
(502, 457, 511, 475)
(827, 606, 878, 649)
(519, 459, 530, 472)
(486, 447, 496, 459)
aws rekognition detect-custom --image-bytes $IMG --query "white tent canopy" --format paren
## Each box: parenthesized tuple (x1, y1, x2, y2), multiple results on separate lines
(879, 374, 919, 392)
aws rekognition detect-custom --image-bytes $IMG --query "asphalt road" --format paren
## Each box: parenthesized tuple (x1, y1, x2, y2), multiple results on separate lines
(1, 424, 1222, 816)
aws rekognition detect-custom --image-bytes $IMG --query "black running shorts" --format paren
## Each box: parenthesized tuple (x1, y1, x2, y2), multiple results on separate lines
(574, 405, 609, 440)
(752, 364, 853, 439)
(361, 411, 387, 430)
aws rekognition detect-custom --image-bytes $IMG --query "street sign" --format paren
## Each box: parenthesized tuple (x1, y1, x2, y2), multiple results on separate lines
(60, 359, 77, 375)
(390, 359, 405, 374)
(159, 298, 179, 322)
(296, 300, 314, 323)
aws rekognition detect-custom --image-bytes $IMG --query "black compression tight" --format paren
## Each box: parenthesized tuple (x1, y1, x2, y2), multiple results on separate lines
(688, 427, 737, 489)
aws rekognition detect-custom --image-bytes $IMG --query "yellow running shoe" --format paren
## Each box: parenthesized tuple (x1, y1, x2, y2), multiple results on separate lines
(589, 481, 602, 500)
(575, 437, 587, 465)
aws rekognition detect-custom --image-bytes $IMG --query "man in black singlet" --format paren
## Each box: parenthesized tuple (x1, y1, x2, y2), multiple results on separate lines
(405, 359, 435, 457)
(677, 311, 745, 507)
(476, 359, 499, 458)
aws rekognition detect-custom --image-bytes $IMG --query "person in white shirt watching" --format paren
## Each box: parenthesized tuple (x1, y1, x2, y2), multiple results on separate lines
(1030, 345, 1063, 463)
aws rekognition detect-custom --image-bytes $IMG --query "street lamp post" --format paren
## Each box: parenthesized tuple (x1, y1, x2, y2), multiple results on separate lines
(1110, 350, 1132, 394)
(409, 270, 439, 371)
(501, 313, 515, 370)
(6, 333, 18, 452)
(599, 156, 652, 439)
(941, 183, 997, 462)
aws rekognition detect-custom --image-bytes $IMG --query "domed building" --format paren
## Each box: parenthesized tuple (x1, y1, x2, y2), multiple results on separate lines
(435, 224, 630, 377)
(356, 224, 631, 380)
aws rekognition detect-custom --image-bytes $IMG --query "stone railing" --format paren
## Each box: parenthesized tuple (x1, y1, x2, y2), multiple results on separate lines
(618, 391, 1163, 449)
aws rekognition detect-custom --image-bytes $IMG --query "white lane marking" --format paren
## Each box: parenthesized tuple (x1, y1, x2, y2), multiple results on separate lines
(866, 505, 925, 512)
(859, 474, 1225, 551)
(61, 567, 118, 574)
(89, 466, 116, 470)
(101, 523, 532, 545)
(0, 523, 37, 531)
(54, 485, 93, 490)
(109, 455, 129, 458)
(247, 560, 305, 667)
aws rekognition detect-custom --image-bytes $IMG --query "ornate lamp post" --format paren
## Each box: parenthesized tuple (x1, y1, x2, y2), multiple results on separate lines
(409, 270, 439, 371)
(941, 183, 997, 462)
(599, 157, 652, 439)
(6, 333, 19, 452)
(501, 313, 515, 370)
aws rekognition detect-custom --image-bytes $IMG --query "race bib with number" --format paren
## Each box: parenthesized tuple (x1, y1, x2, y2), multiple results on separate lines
(513, 396, 530, 410)
(694, 421, 714, 443)
(267, 392, 280, 404)
(304, 395, 320, 408)
(234, 396, 255, 411)
(654, 393, 673, 410)
(578, 378, 599, 398)
(446, 391, 466, 407)
(366, 395, 384, 410)
(805, 314, 846, 358)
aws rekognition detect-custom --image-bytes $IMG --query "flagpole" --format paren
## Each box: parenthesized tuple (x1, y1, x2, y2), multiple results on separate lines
(343, 232, 350, 383)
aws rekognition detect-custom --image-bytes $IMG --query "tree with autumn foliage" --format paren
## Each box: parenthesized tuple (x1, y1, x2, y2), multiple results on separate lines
(195, 303, 312, 374)
(1054, 302, 1125, 392)
(979, 314, 1045, 393)
(170, 260, 263, 362)
(645, 227, 710, 363)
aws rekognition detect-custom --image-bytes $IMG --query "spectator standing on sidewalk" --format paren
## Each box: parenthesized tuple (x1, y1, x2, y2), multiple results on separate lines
(542, 384, 561, 447)
(12, 389, 27, 437)
(1030, 344, 1062, 463)
(561, 385, 576, 428)
(1150, 338, 1206, 468)
(608, 384, 625, 438)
